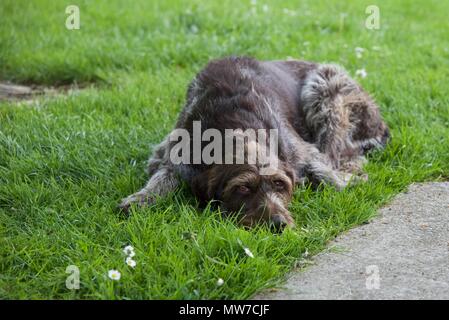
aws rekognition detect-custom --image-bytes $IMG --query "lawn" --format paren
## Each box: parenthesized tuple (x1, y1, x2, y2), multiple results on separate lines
(0, 0, 448, 299)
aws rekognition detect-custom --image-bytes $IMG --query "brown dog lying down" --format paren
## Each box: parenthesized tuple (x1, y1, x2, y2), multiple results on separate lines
(119, 56, 390, 231)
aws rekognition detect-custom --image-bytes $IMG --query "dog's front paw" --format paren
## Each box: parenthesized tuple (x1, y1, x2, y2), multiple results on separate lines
(337, 172, 368, 190)
(117, 193, 153, 214)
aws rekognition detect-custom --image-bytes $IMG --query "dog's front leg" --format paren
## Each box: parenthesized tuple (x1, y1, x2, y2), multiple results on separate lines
(299, 146, 365, 190)
(304, 160, 364, 191)
(288, 138, 359, 190)
(118, 167, 179, 213)
(118, 135, 179, 213)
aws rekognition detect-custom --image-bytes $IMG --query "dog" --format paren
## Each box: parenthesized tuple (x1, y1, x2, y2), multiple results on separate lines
(119, 56, 390, 231)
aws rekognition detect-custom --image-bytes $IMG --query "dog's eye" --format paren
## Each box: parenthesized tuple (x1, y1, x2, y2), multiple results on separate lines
(237, 185, 251, 194)
(273, 180, 285, 188)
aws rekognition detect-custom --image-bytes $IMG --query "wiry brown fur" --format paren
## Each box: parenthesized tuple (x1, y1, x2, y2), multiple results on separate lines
(119, 56, 390, 230)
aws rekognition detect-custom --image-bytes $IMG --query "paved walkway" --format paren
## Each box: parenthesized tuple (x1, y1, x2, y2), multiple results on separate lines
(254, 182, 449, 300)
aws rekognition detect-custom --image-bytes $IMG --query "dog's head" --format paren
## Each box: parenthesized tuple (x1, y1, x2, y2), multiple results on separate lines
(191, 162, 296, 231)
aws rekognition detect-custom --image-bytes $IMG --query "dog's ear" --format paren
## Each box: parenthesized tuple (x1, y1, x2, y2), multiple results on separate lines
(190, 170, 211, 203)
(190, 166, 225, 205)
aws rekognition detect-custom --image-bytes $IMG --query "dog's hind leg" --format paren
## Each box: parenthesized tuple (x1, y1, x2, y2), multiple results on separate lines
(301, 64, 390, 171)
(118, 136, 179, 213)
(301, 64, 357, 168)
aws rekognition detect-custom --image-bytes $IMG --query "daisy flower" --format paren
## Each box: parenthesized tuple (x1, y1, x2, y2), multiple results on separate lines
(244, 247, 255, 258)
(190, 24, 199, 34)
(108, 269, 121, 281)
(126, 256, 137, 268)
(123, 245, 135, 257)
(355, 68, 368, 78)
(283, 8, 297, 17)
(355, 47, 365, 59)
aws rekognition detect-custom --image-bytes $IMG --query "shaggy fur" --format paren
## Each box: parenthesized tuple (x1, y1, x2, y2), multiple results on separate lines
(119, 56, 390, 230)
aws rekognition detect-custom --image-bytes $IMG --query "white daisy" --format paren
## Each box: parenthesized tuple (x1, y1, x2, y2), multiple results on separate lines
(108, 269, 121, 281)
(190, 24, 199, 34)
(216, 278, 224, 286)
(355, 47, 365, 59)
(125, 257, 137, 268)
(244, 247, 255, 258)
(283, 8, 297, 16)
(123, 245, 135, 257)
(355, 68, 368, 78)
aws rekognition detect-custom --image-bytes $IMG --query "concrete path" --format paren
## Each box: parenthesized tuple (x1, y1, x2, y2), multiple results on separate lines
(254, 182, 449, 300)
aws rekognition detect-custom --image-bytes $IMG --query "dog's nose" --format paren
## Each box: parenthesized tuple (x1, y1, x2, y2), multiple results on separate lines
(271, 214, 288, 231)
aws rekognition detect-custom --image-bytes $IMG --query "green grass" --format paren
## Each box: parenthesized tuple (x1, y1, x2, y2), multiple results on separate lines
(1, 0, 448, 299)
